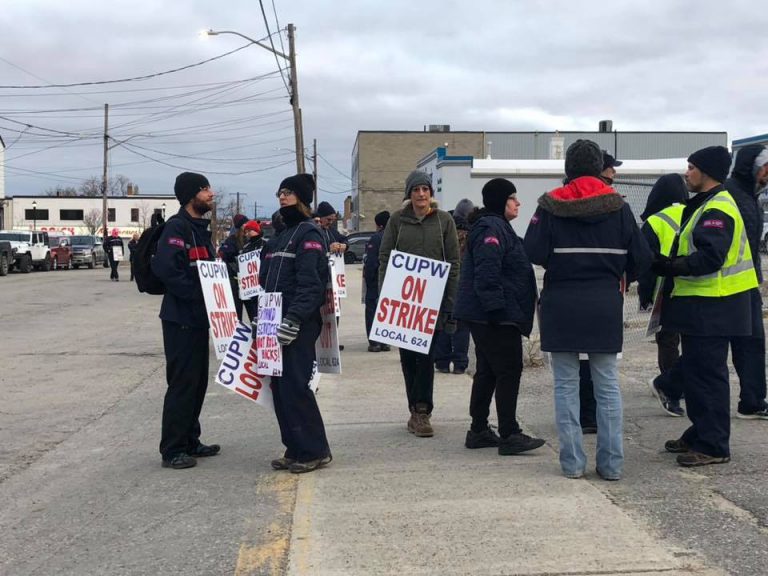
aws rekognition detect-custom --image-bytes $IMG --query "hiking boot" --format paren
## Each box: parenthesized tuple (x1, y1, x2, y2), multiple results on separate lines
(380, 344, 391, 352)
(650, 378, 685, 417)
(498, 433, 545, 455)
(271, 457, 296, 470)
(289, 454, 332, 474)
(407, 410, 417, 434)
(367, 344, 383, 352)
(676, 451, 730, 467)
(161, 453, 196, 469)
(191, 443, 220, 457)
(664, 438, 690, 453)
(412, 406, 434, 437)
(465, 426, 500, 449)
(736, 403, 768, 420)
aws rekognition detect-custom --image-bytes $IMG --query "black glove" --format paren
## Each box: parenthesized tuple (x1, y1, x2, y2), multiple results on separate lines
(651, 256, 690, 277)
(277, 317, 301, 346)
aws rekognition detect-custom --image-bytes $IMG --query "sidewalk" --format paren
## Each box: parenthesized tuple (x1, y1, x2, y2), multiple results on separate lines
(284, 268, 722, 576)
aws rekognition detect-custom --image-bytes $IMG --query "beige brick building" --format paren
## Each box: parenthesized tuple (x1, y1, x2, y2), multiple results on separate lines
(351, 130, 484, 231)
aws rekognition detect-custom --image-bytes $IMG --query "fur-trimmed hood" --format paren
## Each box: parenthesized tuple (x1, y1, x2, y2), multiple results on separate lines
(538, 176, 624, 219)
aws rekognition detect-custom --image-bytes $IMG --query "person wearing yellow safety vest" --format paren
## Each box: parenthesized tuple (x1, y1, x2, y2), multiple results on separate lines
(652, 146, 758, 468)
(638, 174, 689, 418)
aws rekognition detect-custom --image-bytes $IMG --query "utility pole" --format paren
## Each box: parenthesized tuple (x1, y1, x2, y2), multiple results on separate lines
(235, 191, 241, 215)
(210, 201, 218, 250)
(254, 201, 261, 220)
(287, 24, 305, 172)
(101, 103, 109, 239)
(312, 138, 318, 211)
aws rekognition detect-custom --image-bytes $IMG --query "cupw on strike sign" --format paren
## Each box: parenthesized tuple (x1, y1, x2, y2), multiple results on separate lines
(198, 260, 239, 360)
(215, 322, 274, 408)
(329, 254, 347, 298)
(238, 249, 262, 300)
(369, 250, 450, 354)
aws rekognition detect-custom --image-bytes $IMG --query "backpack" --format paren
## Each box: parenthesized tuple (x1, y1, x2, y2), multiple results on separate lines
(133, 216, 190, 295)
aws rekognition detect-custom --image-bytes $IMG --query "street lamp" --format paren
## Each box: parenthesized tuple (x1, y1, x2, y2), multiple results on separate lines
(203, 25, 305, 172)
(161, 202, 166, 219)
(32, 200, 37, 231)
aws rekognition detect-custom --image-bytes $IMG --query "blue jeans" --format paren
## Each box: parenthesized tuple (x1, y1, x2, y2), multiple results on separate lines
(551, 353, 623, 478)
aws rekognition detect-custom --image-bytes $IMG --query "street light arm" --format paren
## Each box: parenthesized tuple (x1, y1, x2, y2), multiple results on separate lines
(205, 29, 289, 60)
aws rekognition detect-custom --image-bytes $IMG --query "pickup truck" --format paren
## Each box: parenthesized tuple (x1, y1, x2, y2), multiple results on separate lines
(0, 240, 13, 276)
(70, 235, 106, 269)
(48, 235, 74, 270)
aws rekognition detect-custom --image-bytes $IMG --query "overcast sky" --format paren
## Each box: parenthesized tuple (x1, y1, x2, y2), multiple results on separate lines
(2, 0, 766, 217)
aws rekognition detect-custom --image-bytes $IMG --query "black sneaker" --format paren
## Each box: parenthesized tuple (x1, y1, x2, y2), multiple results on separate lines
(380, 344, 391, 352)
(664, 438, 689, 453)
(452, 368, 466, 375)
(736, 404, 768, 420)
(649, 378, 685, 417)
(162, 454, 197, 469)
(498, 433, 545, 455)
(664, 401, 685, 417)
(465, 426, 500, 449)
(435, 366, 450, 374)
(191, 443, 221, 457)
(367, 344, 383, 352)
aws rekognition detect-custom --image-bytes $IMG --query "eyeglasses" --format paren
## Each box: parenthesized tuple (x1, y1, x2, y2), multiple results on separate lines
(276, 189, 295, 198)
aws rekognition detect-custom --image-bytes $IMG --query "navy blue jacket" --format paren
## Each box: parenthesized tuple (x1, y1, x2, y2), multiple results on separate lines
(363, 230, 384, 302)
(152, 208, 215, 328)
(259, 212, 329, 325)
(454, 210, 536, 336)
(725, 144, 764, 283)
(524, 177, 652, 353)
(104, 236, 124, 260)
(218, 231, 243, 278)
(319, 225, 348, 252)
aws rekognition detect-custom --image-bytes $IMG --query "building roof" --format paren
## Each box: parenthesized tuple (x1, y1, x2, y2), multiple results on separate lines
(733, 133, 768, 146)
(471, 158, 687, 177)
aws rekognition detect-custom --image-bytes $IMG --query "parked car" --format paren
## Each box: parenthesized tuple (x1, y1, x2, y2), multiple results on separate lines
(0, 240, 13, 276)
(0, 230, 51, 272)
(344, 234, 371, 264)
(70, 235, 106, 269)
(48, 235, 74, 270)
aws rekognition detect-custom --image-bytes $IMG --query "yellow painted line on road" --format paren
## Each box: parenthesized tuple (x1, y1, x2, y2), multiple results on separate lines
(235, 474, 298, 576)
(288, 472, 318, 576)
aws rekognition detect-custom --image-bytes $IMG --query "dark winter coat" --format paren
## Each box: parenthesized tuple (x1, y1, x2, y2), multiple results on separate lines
(152, 208, 215, 328)
(725, 144, 764, 283)
(104, 235, 124, 260)
(523, 177, 652, 353)
(259, 208, 329, 325)
(319, 225, 348, 252)
(454, 210, 536, 336)
(127, 239, 138, 262)
(363, 229, 384, 302)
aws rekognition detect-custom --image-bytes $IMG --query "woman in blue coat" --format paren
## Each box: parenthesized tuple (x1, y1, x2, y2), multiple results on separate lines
(454, 179, 544, 456)
(523, 140, 651, 481)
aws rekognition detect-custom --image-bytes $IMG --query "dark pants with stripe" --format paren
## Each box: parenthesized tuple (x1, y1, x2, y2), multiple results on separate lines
(399, 340, 437, 413)
(160, 321, 210, 459)
(680, 335, 731, 458)
(272, 318, 330, 462)
(732, 289, 766, 413)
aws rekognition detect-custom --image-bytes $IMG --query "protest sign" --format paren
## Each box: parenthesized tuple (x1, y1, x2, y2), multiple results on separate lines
(255, 292, 283, 376)
(112, 245, 124, 261)
(308, 360, 321, 393)
(238, 249, 262, 300)
(198, 260, 239, 359)
(369, 250, 450, 354)
(316, 282, 341, 373)
(330, 253, 347, 298)
(215, 322, 273, 408)
(644, 278, 664, 338)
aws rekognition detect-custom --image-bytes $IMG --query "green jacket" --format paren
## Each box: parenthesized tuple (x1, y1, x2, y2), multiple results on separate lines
(378, 200, 460, 329)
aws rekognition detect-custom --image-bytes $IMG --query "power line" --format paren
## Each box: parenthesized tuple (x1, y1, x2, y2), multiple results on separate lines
(317, 153, 352, 180)
(271, 0, 288, 58)
(258, 0, 291, 97)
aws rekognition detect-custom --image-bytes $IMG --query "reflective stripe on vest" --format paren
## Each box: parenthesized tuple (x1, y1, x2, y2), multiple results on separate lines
(646, 204, 684, 257)
(672, 191, 758, 297)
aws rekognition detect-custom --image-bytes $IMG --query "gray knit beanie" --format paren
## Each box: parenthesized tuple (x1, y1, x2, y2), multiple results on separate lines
(404, 170, 433, 200)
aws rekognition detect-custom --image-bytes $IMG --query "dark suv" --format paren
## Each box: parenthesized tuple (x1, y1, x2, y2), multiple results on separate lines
(70, 235, 106, 269)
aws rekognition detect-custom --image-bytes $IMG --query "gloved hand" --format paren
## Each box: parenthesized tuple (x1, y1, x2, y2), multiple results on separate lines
(444, 319, 457, 335)
(276, 317, 301, 346)
(651, 256, 690, 277)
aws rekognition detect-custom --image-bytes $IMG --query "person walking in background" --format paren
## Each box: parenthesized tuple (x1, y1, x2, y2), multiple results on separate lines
(454, 180, 544, 456)
(127, 232, 139, 282)
(654, 146, 758, 467)
(639, 174, 689, 417)
(524, 140, 651, 480)
(364, 210, 391, 353)
(260, 173, 332, 474)
(378, 170, 460, 438)
(152, 172, 218, 470)
(240, 219, 264, 322)
(434, 199, 474, 375)
(104, 228, 124, 282)
(217, 214, 249, 320)
(316, 201, 348, 350)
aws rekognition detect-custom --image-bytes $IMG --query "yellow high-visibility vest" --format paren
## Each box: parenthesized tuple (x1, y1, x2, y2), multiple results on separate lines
(647, 203, 685, 257)
(673, 190, 758, 297)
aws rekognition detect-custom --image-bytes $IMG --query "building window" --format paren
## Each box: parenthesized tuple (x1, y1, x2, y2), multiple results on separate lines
(108, 208, 116, 222)
(130, 208, 139, 223)
(60, 209, 84, 221)
(25, 209, 49, 221)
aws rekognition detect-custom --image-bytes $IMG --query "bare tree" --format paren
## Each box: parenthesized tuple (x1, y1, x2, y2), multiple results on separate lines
(45, 185, 78, 197)
(212, 195, 238, 247)
(82, 209, 102, 234)
(137, 201, 153, 230)
(79, 177, 102, 197)
(110, 174, 131, 196)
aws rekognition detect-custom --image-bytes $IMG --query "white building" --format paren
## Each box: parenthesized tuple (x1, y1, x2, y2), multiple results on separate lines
(417, 147, 688, 234)
(2, 195, 176, 237)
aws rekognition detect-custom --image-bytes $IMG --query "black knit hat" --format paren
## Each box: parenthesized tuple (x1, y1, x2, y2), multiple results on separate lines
(174, 172, 210, 206)
(565, 139, 603, 180)
(278, 173, 315, 206)
(375, 210, 390, 227)
(316, 201, 336, 218)
(482, 178, 516, 215)
(688, 146, 732, 183)
(404, 170, 433, 200)
(232, 214, 248, 229)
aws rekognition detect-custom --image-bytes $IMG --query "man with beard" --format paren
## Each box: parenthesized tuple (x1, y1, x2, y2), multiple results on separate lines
(152, 172, 218, 470)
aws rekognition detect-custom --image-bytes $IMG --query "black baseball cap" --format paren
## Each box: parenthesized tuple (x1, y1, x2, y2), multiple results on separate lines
(602, 150, 623, 169)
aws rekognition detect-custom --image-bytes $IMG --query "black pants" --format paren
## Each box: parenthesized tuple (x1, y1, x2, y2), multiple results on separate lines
(365, 296, 377, 345)
(680, 334, 731, 458)
(656, 329, 680, 373)
(732, 289, 766, 413)
(108, 256, 119, 280)
(434, 322, 471, 371)
(399, 340, 437, 413)
(243, 298, 258, 323)
(129, 260, 135, 281)
(469, 323, 523, 438)
(160, 321, 210, 459)
(655, 356, 684, 402)
(579, 360, 596, 428)
(272, 318, 330, 462)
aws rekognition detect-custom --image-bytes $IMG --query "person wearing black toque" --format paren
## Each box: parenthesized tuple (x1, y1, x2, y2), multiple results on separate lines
(217, 213, 250, 320)
(364, 210, 391, 352)
(315, 201, 348, 256)
(454, 179, 545, 456)
(655, 146, 759, 467)
(259, 173, 332, 474)
(524, 139, 651, 480)
(152, 172, 219, 469)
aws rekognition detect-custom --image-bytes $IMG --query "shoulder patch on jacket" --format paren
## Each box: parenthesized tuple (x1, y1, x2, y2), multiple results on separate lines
(303, 240, 323, 251)
(484, 236, 500, 246)
(530, 214, 539, 224)
(167, 237, 185, 248)
(702, 219, 724, 229)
